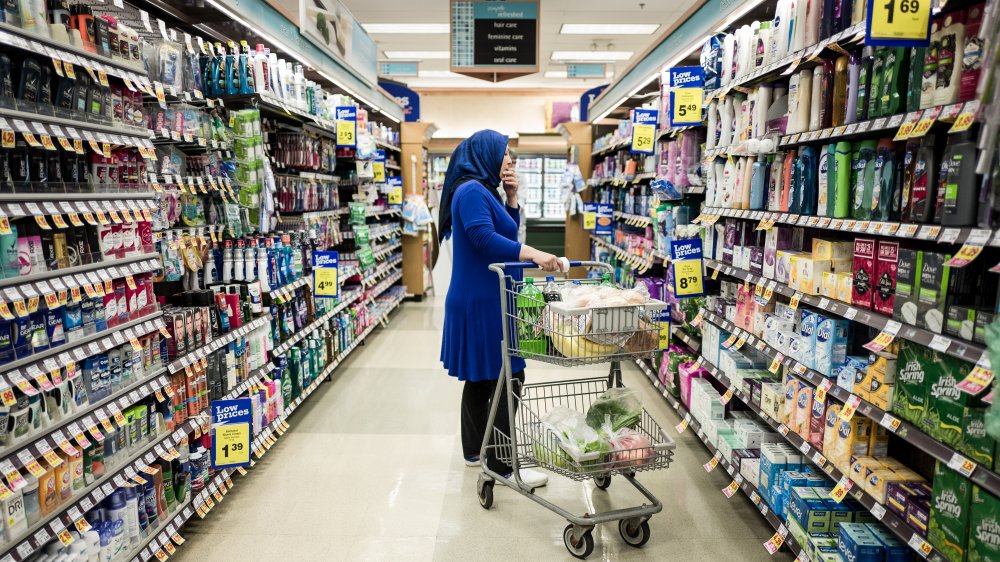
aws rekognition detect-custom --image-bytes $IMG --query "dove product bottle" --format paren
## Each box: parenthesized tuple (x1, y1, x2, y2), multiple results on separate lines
(871, 138, 897, 221)
(832, 141, 852, 218)
(818, 144, 832, 216)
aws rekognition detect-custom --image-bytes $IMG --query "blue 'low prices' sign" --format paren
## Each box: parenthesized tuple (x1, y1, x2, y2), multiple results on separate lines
(211, 398, 252, 469)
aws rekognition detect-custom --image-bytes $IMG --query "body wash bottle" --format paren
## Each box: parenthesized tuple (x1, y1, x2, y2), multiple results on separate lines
(907, 134, 939, 222)
(797, 146, 818, 215)
(832, 141, 852, 217)
(809, 64, 825, 131)
(868, 49, 886, 118)
(934, 13, 965, 106)
(906, 47, 926, 111)
(818, 144, 832, 216)
(940, 130, 978, 226)
(851, 140, 878, 219)
(921, 23, 941, 109)
(857, 47, 875, 121)
(831, 55, 849, 126)
(871, 138, 897, 221)
(845, 51, 860, 124)
(880, 48, 909, 117)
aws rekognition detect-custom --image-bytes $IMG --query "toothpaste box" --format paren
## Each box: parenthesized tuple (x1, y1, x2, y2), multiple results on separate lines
(929, 461, 972, 562)
(812, 239, 854, 262)
(808, 394, 827, 450)
(969, 485, 1000, 562)
(873, 240, 900, 316)
(837, 522, 886, 562)
(866, 523, 911, 562)
(852, 238, 877, 310)
(815, 316, 850, 378)
(893, 248, 923, 325)
(917, 251, 952, 334)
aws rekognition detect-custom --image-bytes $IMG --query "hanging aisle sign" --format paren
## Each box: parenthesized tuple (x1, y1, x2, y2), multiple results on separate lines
(336, 106, 357, 147)
(388, 176, 403, 205)
(670, 238, 705, 298)
(582, 202, 598, 231)
(313, 251, 340, 299)
(670, 66, 704, 126)
(450, 0, 539, 81)
(631, 108, 658, 154)
(211, 399, 252, 469)
(865, 0, 931, 46)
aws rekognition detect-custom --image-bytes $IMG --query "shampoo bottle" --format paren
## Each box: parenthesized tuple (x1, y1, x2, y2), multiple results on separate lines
(880, 48, 909, 117)
(722, 34, 735, 86)
(756, 22, 772, 69)
(751, 157, 769, 210)
(769, 153, 785, 210)
(818, 144, 832, 216)
(797, 146, 818, 215)
(781, 149, 796, 211)
(741, 156, 755, 209)
(794, 69, 812, 134)
(851, 140, 878, 219)
(707, 100, 719, 149)
(907, 47, 926, 111)
(921, 23, 940, 109)
(940, 130, 978, 226)
(772, 0, 792, 62)
(831, 55, 849, 126)
(719, 96, 734, 146)
(857, 47, 875, 121)
(845, 51, 860, 124)
(934, 13, 965, 106)
(871, 138, 897, 220)
(809, 64, 826, 131)
(832, 141, 852, 217)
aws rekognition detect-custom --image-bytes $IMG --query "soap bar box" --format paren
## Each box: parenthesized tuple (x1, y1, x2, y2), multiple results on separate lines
(873, 241, 899, 316)
(852, 238, 877, 309)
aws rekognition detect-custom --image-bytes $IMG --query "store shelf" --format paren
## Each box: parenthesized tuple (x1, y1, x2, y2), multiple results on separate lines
(353, 256, 403, 289)
(614, 210, 652, 227)
(633, 359, 802, 557)
(367, 206, 403, 218)
(672, 325, 700, 352)
(373, 139, 402, 153)
(0, 106, 151, 146)
(700, 309, 1000, 502)
(704, 259, 988, 365)
(149, 128, 232, 152)
(590, 235, 657, 272)
(372, 240, 403, 261)
(0, 254, 161, 292)
(266, 277, 310, 301)
(341, 224, 401, 241)
(2, 369, 168, 472)
(777, 102, 972, 148)
(591, 139, 632, 157)
(0, 23, 147, 81)
(0, 196, 158, 223)
(697, 208, 999, 248)
(272, 289, 364, 356)
(165, 315, 272, 375)
(591, 171, 656, 187)
(5, 418, 201, 562)
(1, 313, 164, 382)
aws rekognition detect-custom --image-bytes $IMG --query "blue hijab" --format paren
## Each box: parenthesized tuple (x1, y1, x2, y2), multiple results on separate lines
(438, 129, 509, 241)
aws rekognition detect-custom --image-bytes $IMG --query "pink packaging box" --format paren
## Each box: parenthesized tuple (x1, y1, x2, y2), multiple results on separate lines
(678, 361, 707, 408)
(808, 395, 827, 450)
(873, 241, 899, 316)
(852, 238, 877, 309)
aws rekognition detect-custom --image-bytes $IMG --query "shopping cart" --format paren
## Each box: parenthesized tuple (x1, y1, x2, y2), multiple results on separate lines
(477, 261, 676, 559)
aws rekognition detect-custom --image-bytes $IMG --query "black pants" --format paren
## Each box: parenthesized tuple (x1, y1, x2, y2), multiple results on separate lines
(461, 370, 525, 474)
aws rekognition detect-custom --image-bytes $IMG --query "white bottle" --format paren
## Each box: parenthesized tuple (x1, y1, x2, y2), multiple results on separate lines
(792, 0, 807, 52)
(722, 157, 738, 207)
(809, 65, 825, 131)
(268, 52, 280, 95)
(254, 45, 268, 94)
(707, 100, 719, 150)
(793, 69, 812, 134)
(721, 34, 735, 86)
(817, 144, 831, 216)
(705, 161, 718, 206)
(739, 96, 750, 142)
(755, 84, 772, 138)
(741, 156, 755, 208)
(786, 72, 801, 134)
(934, 14, 965, 106)
(756, 22, 772, 70)
(771, 0, 791, 62)
(719, 96, 734, 146)
(804, 0, 819, 47)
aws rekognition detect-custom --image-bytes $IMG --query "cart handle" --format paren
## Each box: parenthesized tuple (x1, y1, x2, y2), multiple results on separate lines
(489, 260, 612, 273)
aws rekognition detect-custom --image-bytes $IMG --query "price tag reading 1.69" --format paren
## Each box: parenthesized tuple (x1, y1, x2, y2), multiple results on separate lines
(867, 0, 931, 45)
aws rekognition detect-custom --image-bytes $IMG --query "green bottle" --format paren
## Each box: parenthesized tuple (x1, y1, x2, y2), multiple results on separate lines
(880, 48, 909, 117)
(906, 47, 926, 111)
(600, 273, 614, 287)
(833, 142, 852, 218)
(868, 49, 886, 118)
(852, 140, 879, 219)
(516, 278, 546, 356)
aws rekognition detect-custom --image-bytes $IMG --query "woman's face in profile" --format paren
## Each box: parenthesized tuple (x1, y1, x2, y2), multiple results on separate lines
(501, 147, 513, 175)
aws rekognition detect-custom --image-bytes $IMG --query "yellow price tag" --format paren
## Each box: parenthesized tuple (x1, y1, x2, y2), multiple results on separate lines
(1, 130, 14, 148)
(950, 100, 979, 133)
(373, 162, 385, 183)
(388, 186, 402, 205)
(58, 528, 74, 546)
(911, 106, 941, 138)
(630, 123, 655, 153)
(583, 211, 597, 230)
(672, 87, 703, 125)
(768, 352, 784, 374)
(945, 242, 984, 268)
(673, 259, 704, 296)
(215, 423, 250, 466)
(0, 216, 10, 235)
(57, 137, 73, 151)
(868, 0, 931, 43)
(336, 119, 356, 146)
(314, 267, 339, 298)
(829, 476, 853, 504)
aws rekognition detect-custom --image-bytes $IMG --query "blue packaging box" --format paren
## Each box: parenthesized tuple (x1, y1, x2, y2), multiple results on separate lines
(837, 523, 885, 562)
(866, 524, 910, 562)
(816, 316, 850, 377)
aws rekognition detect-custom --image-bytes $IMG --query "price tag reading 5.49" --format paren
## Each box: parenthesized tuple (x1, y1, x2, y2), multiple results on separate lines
(866, 0, 931, 46)
(669, 66, 705, 126)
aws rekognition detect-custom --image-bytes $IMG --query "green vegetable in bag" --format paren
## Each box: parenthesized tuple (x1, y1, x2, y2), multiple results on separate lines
(586, 388, 643, 431)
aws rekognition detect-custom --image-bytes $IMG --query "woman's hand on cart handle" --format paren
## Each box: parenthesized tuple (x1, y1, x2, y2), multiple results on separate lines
(519, 246, 565, 272)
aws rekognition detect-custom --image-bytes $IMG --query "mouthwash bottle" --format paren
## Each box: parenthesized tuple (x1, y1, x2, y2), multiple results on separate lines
(516, 278, 545, 356)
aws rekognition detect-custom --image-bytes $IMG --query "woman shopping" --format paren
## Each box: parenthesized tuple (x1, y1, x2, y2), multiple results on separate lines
(438, 129, 561, 488)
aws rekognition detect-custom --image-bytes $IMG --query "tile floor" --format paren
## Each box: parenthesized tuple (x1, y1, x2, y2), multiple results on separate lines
(171, 255, 793, 561)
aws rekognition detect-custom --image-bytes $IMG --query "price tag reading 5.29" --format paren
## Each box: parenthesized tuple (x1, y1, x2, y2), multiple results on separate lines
(630, 108, 658, 154)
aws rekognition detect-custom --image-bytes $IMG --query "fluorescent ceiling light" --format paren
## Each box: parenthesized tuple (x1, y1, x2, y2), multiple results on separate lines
(384, 51, 451, 59)
(363, 23, 449, 34)
(417, 70, 462, 77)
(551, 51, 633, 61)
(559, 23, 659, 35)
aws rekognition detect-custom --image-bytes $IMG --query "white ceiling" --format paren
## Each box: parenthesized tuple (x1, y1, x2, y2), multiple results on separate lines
(339, 0, 697, 89)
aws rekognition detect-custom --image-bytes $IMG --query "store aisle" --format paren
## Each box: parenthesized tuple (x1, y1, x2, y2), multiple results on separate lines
(171, 256, 791, 561)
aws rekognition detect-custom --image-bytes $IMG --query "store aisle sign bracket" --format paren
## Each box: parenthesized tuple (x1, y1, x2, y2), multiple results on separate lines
(865, 0, 931, 46)
(670, 239, 705, 298)
(313, 251, 340, 299)
(211, 399, 251, 469)
(336, 107, 357, 147)
(450, 0, 540, 82)
(631, 109, 658, 154)
(669, 66, 704, 126)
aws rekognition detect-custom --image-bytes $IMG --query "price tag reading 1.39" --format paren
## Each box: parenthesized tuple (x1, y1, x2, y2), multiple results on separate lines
(211, 398, 252, 469)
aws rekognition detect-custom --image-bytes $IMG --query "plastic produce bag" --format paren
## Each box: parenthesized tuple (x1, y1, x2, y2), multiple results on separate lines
(541, 407, 609, 465)
(602, 421, 654, 468)
(586, 388, 642, 431)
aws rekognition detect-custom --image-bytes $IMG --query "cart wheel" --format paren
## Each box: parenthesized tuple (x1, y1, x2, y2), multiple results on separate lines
(478, 480, 494, 510)
(618, 518, 651, 548)
(593, 474, 611, 490)
(563, 525, 595, 559)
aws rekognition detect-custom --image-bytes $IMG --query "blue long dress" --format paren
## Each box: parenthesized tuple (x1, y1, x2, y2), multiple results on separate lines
(440, 180, 528, 381)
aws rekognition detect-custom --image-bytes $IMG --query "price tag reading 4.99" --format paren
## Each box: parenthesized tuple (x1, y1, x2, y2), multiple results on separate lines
(670, 238, 705, 298)
(866, 0, 932, 46)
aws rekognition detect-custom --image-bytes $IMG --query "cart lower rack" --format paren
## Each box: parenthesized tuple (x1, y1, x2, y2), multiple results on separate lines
(477, 261, 677, 559)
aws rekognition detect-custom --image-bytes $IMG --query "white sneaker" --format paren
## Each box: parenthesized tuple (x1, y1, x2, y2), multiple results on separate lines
(517, 468, 548, 488)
